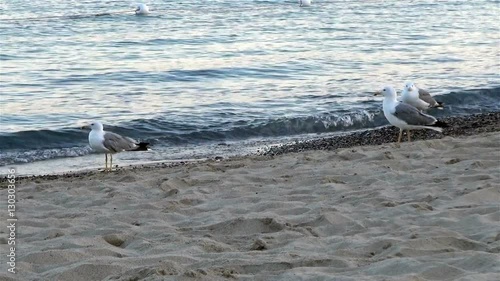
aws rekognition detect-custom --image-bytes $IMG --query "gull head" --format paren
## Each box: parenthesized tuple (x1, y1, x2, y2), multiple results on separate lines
(82, 121, 104, 131)
(135, 3, 150, 15)
(404, 82, 417, 92)
(374, 86, 397, 98)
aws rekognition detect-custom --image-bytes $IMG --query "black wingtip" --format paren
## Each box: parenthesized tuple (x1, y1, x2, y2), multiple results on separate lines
(435, 101, 445, 108)
(133, 142, 150, 151)
(433, 120, 448, 128)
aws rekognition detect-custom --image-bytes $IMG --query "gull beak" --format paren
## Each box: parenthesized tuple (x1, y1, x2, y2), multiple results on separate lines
(81, 125, 90, 130)
(374, 91, 382, 96)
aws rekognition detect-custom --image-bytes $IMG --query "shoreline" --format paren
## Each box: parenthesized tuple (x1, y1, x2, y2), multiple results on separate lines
(2, 124, 499, 280)
(1, 111, 499, 181)
(263, 111, 500, 156)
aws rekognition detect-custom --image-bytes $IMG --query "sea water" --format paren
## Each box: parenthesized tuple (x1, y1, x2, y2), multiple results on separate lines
(0, 0, 499, 174)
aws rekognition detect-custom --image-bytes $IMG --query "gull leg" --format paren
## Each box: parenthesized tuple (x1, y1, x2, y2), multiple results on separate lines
(110, 154, 113, 171)
(397, 129, 403, 144)
(105, 154, 108, 171)
(407, 130, 411, 142)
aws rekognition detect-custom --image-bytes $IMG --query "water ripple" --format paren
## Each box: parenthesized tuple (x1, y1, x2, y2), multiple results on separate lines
(0, 0, 499, 165)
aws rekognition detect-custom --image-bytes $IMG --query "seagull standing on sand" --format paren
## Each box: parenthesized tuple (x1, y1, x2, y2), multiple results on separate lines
(401, 82, 444, 111)
(135, 3, 150, 15)
(375, 86, 447, 143)
(82, 122, 149, 171)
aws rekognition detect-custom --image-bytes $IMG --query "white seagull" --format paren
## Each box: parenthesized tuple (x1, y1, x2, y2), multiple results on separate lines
(82, 121, 149, 171)
(375, 86, 447, 143)
(299, 0, 312, 7)
(135, 3, 150, 15)
(401, 82, 444, 111)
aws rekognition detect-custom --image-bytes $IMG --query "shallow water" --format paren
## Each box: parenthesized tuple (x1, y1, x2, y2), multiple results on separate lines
(0, 0, 499, 172)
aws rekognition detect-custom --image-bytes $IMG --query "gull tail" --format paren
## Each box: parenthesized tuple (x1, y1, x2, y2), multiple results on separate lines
(426, 120, 448, 132)
(132, 142, 150, 151)
(433, 120, 448, 128)
(433, 101, 444, 110)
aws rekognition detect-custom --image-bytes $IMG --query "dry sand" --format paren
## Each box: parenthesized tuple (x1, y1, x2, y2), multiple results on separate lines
(1, 132, 499, 281)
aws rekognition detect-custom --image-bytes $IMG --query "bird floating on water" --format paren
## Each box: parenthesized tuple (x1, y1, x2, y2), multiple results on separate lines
(135, 3, 150, 15)
(375, 86, 447, 144)
(299, 0, 312, 7)
(401, 82, 444, 111)
(82, 121, 150, 171)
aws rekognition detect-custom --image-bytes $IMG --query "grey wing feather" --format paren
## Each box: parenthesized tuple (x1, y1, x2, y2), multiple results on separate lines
(103, 132, 137, 153)
(418, 88, 438, 106)
(394, 103, 437, 126)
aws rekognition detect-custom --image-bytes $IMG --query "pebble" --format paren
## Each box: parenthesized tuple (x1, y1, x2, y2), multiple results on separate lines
(262, 112, 500, 156)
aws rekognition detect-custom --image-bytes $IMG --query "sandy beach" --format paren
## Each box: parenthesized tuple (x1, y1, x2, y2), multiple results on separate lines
(2, 0, 500, 279)
(1, 127, 499, 280)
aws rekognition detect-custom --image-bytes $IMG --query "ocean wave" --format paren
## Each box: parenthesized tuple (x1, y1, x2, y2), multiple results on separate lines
(0, 86, 498, 165)
(0, 147, 92, 167)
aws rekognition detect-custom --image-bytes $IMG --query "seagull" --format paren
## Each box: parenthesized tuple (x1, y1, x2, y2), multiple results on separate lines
(82, 121, 149, 171)
(375, 86, 447, 143)
(401, 82, 444, 111)
(135, 3, 150, 15)
(299, 0, 312, 7)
